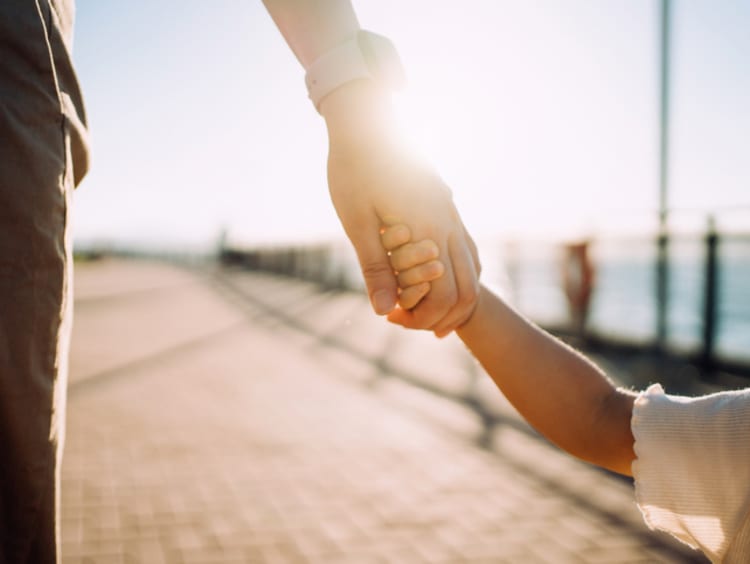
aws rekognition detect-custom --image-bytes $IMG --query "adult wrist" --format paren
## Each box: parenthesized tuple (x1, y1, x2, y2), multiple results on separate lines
(304, 30, 405, 114)
(319, 80, 391, 124)
(320, 81, 398, 146)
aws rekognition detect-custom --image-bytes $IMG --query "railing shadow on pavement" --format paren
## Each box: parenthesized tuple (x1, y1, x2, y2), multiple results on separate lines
(205, 262, 708, 563)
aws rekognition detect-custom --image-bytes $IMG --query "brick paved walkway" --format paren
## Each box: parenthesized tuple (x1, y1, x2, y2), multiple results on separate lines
(62, 259, 707, 563)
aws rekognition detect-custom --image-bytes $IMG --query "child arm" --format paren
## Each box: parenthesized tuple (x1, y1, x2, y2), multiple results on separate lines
(382, 225, 637, 476)
(456, 286, 636, 476)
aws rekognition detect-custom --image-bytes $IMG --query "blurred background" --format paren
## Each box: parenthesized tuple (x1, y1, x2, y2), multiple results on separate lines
(72, 0, 749, 372)
(63, 1, 747, 562)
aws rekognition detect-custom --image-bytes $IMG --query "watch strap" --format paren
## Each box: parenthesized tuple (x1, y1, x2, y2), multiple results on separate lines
(304, 31, 404, 113)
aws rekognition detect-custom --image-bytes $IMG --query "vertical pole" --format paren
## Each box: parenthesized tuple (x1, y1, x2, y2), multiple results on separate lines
(702, 216, 719, 373)
(656, 0, 671, 348)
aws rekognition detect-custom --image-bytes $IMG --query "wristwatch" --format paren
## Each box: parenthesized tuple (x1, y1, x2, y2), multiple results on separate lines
(304, 30, 406, 113)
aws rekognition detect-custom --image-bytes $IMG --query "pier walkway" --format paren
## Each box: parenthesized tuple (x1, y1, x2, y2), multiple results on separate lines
(61, 258, 706, 563)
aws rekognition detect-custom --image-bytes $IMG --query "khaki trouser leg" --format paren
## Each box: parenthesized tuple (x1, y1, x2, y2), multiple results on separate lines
(0, 1, 87, 562)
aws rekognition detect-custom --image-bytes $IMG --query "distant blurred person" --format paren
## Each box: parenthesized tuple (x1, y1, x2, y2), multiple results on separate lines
(562, 241, 595, 336)
(381, 223, 750, 564)
(0, 1, 478, 562)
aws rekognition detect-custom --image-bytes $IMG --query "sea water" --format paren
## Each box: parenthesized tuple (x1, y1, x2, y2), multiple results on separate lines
(329, 233, 749, 364)
(492, 235, 749, 363)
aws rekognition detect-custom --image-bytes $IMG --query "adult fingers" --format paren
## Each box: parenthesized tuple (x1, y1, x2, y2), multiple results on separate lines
(464, 223, 482, 277)
(431, 233, 480, 337)
(349, 218, 399, 315)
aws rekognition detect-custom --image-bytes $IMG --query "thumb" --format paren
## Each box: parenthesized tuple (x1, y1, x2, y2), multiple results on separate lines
(386, 307, 412, 327)
(350, 223, 398, 315)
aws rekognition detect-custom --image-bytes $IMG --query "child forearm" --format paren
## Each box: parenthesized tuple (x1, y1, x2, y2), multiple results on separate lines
(456, 286, 636, 476)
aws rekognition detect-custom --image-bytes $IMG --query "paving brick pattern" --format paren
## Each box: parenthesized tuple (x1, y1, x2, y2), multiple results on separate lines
(61, 259, 707, 563)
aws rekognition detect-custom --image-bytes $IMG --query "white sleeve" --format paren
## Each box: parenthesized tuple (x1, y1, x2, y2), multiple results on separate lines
(631, 384, 750, 562)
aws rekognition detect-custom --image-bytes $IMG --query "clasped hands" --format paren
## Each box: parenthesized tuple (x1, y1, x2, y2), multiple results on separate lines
(322, 82, 480, 337)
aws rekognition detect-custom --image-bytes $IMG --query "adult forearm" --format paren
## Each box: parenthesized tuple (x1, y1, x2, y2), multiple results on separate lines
(457, 286, 635, 476)
(263, 1, 394, 132)
(262, 0, 360, 68)
(264, 1, 481, 328)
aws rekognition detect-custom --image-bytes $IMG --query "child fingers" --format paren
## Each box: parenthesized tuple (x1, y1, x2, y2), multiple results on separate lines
(397, 260, 445, 288)
(380, 224, 411, 251)
(390, 240, 440, 272)
(398, 282, 430, 310)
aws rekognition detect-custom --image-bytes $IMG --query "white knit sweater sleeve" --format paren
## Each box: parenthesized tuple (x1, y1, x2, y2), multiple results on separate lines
(631, 384, 750, 563)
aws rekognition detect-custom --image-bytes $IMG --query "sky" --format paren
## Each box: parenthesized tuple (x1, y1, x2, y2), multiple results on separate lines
(70, 1, 750, 250)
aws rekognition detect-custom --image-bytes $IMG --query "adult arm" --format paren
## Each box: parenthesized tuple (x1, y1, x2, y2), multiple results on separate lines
(262, 0, 480, 334)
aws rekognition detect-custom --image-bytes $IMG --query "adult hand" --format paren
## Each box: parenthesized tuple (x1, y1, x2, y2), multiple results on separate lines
(321, 81, 481, 336)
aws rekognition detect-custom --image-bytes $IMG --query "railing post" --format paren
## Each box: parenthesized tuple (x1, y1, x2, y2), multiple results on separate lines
(655, 0, 671, 351)
(701, 216, 719, 373)
(656, 229, 669, 349)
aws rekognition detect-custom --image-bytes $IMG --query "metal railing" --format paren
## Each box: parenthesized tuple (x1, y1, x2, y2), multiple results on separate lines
(219, 223, 750, 381)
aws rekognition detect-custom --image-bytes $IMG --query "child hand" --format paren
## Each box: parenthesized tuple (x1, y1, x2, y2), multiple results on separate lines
(380, 224, 445, 310)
